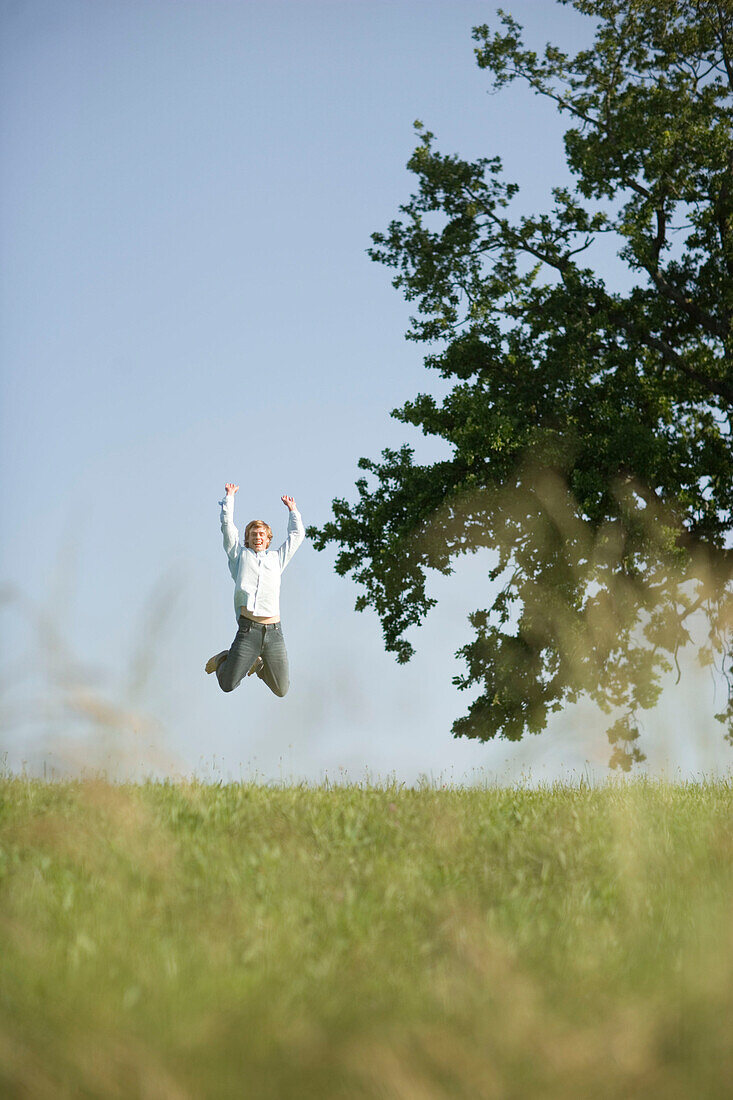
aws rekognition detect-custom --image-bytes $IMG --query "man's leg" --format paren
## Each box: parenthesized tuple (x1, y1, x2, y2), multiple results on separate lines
(216, 619, 262, 693)
(258, 624, 290, 698)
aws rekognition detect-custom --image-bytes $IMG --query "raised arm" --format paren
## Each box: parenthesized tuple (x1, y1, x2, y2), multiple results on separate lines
(220, 483, 240, 563)
(278, 494, 305, 570)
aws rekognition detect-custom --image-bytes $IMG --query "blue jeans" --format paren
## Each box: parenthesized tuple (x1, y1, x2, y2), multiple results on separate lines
(216, 618, 290, 697)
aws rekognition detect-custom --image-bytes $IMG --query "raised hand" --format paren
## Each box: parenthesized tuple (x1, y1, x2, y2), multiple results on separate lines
(281, 495, 297, 512)
(225, 483, 239, 496)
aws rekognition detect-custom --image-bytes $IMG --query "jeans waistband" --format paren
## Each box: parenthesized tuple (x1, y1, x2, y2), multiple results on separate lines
(240, 617, 280, 630)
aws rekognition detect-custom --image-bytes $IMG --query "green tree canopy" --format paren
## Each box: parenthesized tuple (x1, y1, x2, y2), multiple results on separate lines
(310, 0, 733, 768)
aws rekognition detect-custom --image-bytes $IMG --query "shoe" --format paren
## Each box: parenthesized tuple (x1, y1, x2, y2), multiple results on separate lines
(247, 656, 264, 677)
(205, 650, 228, 674)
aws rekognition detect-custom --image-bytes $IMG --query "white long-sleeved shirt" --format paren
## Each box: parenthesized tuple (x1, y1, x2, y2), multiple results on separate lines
(219, 494, 305, 620)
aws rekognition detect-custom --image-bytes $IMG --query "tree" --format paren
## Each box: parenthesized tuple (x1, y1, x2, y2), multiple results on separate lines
(309, 0, 733, 769)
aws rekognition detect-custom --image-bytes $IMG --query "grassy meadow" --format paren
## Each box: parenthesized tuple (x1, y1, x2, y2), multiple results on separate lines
(0, 775, 732, 1098)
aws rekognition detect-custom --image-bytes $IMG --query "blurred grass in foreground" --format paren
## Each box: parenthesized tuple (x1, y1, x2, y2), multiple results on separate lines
(0, 777, 731, 1098)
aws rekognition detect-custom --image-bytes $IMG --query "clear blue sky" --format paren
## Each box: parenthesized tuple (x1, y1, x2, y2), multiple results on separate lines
(2, 0, 729, 782)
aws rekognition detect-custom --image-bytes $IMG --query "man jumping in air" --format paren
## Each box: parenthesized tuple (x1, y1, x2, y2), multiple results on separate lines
(205, 483, 305, 697)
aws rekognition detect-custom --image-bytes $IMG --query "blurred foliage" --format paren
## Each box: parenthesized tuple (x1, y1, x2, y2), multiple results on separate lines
(0, 776, 732, 1097)
(309, 0, 733, 767)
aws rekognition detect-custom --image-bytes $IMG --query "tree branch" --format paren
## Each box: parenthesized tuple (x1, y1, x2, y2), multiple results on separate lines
(707, 1, 733, 90)
(652, 206, 667, 264)
(506, 63, 655, 202)
(642, 334, 733, 404)
(715, 148, 733, 278)
(643, 266, 728, 340)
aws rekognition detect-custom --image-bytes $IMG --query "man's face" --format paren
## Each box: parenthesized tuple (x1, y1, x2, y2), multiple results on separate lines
(249, 525, 270, 551)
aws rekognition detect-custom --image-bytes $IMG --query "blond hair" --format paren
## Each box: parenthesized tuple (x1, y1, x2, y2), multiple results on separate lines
(244, 519, 273, 548)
